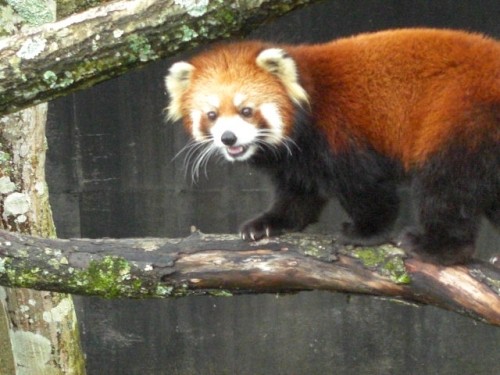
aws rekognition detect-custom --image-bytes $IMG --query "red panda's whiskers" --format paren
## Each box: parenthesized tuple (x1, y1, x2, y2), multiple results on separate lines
(255, 129, 299, 157)
(174, 138, 209, 168)
(190, 143, 219, 182)
(173, 138, 208, 162)
(281, 136, 301, 156)
(173, 137, 218, 182)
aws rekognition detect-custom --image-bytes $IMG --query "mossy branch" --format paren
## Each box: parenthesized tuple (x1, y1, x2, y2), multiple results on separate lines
(0, 229, 498, 326)
(0, 0, 321, 115)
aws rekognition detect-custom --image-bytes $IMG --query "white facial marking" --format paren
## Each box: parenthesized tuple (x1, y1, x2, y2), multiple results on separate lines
(233, 93, 247, 108)
(210, 116, 259, 161)
(205, 95, 220, 109)
(190, 110, 204, 140)
(259, 103, 284, 143)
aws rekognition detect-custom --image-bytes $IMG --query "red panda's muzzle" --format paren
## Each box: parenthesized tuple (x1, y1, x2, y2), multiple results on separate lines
(220, 130, 249, 158)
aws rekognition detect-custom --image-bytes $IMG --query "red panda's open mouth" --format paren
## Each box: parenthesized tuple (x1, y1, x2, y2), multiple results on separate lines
(226, 145, 248, 158)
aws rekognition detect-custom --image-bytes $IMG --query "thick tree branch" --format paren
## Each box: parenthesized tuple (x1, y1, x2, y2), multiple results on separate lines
(0, 0, 320, 115)
(0, 229, 498, 326)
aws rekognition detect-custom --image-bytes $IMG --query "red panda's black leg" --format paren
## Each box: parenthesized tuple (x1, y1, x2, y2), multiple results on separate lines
(400, 164, 484, 265)
(240, 192, 327, 241)
(336, 176, 400, 246)
(400, 137, 499, 265)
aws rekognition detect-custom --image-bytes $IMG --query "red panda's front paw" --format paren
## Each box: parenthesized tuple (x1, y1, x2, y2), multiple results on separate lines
(239, 216, 284, 241)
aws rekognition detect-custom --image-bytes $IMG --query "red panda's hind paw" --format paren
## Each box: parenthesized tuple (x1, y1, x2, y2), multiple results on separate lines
(396, 230, 475, 266)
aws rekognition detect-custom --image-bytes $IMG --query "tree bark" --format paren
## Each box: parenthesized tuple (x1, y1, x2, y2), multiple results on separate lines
(0, 230, 498, 326)
(0, 105, 86, 375)
(0, 2, 86, 374)
(0, 0, 321, 115)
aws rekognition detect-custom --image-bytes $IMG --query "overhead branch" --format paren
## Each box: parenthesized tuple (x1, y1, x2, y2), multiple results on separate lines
(0, 0, 320, 115)
(0, 229, 498, 326)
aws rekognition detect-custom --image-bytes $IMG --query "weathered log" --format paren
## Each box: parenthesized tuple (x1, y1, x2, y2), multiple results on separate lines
(0, 0, 320, 115)
(0, 229, 498, 326)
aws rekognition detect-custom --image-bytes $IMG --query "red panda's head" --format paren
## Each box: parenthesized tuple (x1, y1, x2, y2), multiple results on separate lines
(165, 42, 308, 167)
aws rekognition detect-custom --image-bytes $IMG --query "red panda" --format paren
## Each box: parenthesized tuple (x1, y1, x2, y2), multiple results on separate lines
(165, 28, 500, 265)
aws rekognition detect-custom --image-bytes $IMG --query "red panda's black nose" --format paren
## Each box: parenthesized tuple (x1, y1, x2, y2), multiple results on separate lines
(221, 131, 237, 146)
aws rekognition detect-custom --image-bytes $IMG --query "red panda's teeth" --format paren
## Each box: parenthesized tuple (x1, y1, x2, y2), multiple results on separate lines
(227, 146, 245, 156)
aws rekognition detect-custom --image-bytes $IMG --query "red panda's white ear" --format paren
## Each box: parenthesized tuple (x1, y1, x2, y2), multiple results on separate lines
(165, 62, 195, 121)
(256, 48, 309, 106)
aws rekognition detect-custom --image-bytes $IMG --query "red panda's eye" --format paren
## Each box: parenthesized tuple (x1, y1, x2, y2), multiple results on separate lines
(207, 111, 218, 121)
(240, 107, 253, 118)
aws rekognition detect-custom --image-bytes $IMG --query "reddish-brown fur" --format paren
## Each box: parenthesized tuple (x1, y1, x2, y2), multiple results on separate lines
(287, 29, 500, 168)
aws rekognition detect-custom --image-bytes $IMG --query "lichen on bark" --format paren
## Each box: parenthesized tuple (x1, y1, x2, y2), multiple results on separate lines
(6, 0, 56, 25)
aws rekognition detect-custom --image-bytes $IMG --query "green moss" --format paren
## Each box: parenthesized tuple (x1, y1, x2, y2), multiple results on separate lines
(126, 34, 158, 62)
(60, 71, 75, 87)
(41, 70, 75, 90)
(69, 256, 139, 298)
(5, 258, 43, 286)
(353, 247, 387, 267)
(42, 71, 57, 87)
(178, 25, 199, 42)
(73, 58, 116, 82)
(213, 6, 237, 25)
(352, 245, 411, 284)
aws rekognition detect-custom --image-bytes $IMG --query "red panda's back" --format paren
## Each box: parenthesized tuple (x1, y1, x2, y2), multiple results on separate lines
(290, 29, 500, 168)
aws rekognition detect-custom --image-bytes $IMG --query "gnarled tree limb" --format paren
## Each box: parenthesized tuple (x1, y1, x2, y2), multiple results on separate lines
(0, 0, 320, 115)
(0, 229, 498, 326)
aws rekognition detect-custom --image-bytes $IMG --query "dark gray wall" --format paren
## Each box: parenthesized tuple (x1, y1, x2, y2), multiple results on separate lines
(47, 1, 500, 374)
